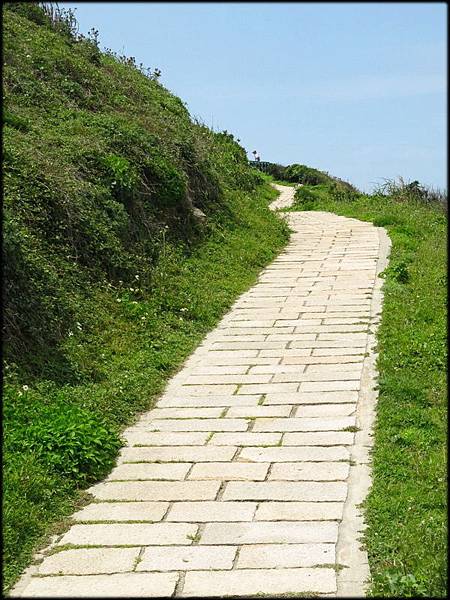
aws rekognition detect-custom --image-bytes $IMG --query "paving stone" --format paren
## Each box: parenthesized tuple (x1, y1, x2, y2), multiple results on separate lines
(306, 363, 363, 373)
(201, 349, 259, 358)
(137, 545, 236, 571)
(105, 463, 191, 481)
(269, 461, 350, 481)
(272, 370, 361, 383)
(142, 407, 224, 419)
(200, 521, 338, 544)
(167, 501, 256, 522)
(209, 432, 281, 446)
(145, 418, 250, 432)
(294, 403, 356, 417)
(169, 384, 237, 396)
(218, 327, 293, 336)
(238, 383, 299, 395)
(224, 319, 275, 328)
(203, 356, 280, 366)
(254, 501, 344, 521)
(248, 364, 307, 374)
(222, 481, 347, 501)
(119, 446, 237, 463)
(238, 445, 349, 462)
(281, 355, 362, 365)
(212, 335, 268, 343)
(237, 543, 335, 568)
(264, 390, 359, 405)
(59, 523, 198, 546)
(312, 347, 365, 356)
(185, 374, 273, 385)
(88, 480, 221, 501)
(283, 431, 355, 446)
(17, 573, 178, 597)
(226, 405, 292, 418)
(157, 395, 261, 407)
(319, 333, 368, 341)
(254, 416, 356, 432)
(122, 432, 209, 446)
(73, 502, 169, 523)
(260, 348, 312, 357)
(300, 380, 361, 391)
(211, 341, 287, 350)
(37, 547, 140, 575)
(188, 462, 270, 480)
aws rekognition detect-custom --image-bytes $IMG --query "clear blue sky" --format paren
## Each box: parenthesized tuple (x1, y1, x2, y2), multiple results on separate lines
(64, 2, 447, 192)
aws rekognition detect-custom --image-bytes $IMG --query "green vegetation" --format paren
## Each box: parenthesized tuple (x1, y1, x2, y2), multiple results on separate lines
(286, 177, 447, 597)
(261, 161, 358, 193)
(3, 3, 446, 596)
(2, 4, 288, 591)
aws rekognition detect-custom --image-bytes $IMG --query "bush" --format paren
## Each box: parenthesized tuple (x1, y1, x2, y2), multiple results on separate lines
(329, 181, 360, 202)
(284, 163, 330, 185)
(264, 162, 287, 180)
(8, 403, 122, 484)
(293, 186, 318, 208)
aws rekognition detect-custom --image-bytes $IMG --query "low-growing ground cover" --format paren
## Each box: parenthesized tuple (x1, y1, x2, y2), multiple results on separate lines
(286, 181, 447, 597)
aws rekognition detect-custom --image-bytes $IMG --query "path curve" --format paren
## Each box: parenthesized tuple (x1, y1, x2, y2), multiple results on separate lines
(12, 185, 390, 598)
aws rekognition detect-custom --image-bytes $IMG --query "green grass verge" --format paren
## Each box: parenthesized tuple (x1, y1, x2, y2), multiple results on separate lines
(287, 184, 447, 597)
(2, 183, 288, 593)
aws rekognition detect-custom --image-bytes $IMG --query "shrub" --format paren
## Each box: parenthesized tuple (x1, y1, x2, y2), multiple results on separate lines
(382, 260, 411, 284)
(8, 403, 122, 484)
(284, 163, 330, 185)
(294, 186, 318, 208)
(329, 181, 360, 202)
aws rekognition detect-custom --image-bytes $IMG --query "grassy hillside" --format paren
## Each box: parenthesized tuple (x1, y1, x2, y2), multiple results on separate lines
(2, 4, 289, 591)
(263, 161, 358, 193)
(286, 179, 447, 597)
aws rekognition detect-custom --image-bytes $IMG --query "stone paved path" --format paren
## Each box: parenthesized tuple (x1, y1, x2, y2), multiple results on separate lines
(12, 185, 390, 598)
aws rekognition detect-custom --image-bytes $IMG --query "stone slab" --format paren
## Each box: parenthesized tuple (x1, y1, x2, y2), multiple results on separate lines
(237, 543, 335, 568)
(181, 568, 336, 596)
(200, 521, 338, 544)
(73, 502, 168, 523)
(14, 573, 178, 597)
(137, 545, 236, 572)
(166, 501, 257, 522)
(37, 547, 140, 575)
(58, 523, 198, 546)
(188, 462, 270, 481)
(254, 501, 344, 521)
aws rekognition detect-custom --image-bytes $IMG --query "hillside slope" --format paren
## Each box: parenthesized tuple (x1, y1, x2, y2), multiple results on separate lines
(3, 2, 263, 378)
(2, 3, 289, 591)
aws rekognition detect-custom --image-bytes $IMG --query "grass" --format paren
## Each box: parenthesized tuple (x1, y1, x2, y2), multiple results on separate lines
(3, 183, 288, 592)
(285, 180, 447, 597)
